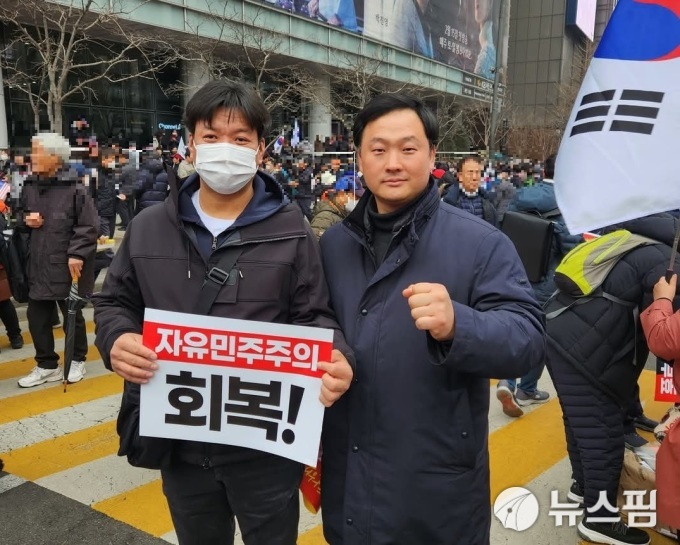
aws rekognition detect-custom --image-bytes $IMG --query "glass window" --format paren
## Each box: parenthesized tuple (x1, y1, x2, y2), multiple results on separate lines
(525, 62, 538, 84)
(90, 108, 126, 146)
(8, 102, 50, 148)
(154, 63, 183, 113)
(125, 54, 154, 110)
(126, 111, 154, 149)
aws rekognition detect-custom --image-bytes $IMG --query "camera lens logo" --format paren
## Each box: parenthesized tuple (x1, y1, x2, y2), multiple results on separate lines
(493, 487, 539, 532)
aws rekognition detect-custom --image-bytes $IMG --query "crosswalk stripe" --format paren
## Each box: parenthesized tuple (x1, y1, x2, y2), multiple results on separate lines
(0, 373, 122, 425)
(0, 320, 97, 350)
(93, 479, 174, 537)
(0, 473, 26, 494)
(1, 313, 675, 545)
(0, 394, 120, 451)
(489, 398, 566, 500)
(0, 343, 102, 381)
(1, 420, 118, 480)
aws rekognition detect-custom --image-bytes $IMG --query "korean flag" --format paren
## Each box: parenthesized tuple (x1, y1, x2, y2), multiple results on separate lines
(554, 0, 680, 234)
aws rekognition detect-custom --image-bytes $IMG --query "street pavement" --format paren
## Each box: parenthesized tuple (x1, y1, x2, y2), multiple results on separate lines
(0, 272, 676, 545)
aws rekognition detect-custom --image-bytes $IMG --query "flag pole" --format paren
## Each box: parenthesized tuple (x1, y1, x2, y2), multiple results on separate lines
(666, 219, 680, 281)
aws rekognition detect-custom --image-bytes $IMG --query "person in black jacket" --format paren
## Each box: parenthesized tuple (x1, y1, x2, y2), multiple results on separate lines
(93, 80, 354, 545)
(17, 133, 97, 388)
(442, 156, 497, 227)
(293, 159, 314, 220)
(546, 213, 680, 545)
(134, 155, 168, 214)
(96, 148, 119, 239)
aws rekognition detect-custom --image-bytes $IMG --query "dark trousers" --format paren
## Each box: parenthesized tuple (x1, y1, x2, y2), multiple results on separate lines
(295, 197, 313, 221)
(94, 250, 114, 284)
(105, 215, 116, 239)
(27, 299, 87, 369)
(624, 384, 643, 433)
(547, 357, 628, 519)
(0, 299, 21, 339)
(116, 199, 131, 228)
(161, 455, 303, 545)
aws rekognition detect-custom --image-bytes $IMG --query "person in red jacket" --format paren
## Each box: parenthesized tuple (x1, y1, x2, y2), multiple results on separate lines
(640, 272, 680, 534)
(641, 273, 680, 358)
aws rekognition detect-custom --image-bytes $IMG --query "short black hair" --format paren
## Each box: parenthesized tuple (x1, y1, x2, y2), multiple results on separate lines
(458, 155, 482, 172)
(184, 80, 271, 141)
(544, 154, 556, 179)
(353, 94, 438, 148)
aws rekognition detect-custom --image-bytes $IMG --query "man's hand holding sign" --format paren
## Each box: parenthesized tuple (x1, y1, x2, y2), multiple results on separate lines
(109, 309, 352, 466)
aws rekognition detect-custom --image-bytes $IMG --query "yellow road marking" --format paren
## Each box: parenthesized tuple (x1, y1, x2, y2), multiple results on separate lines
(0, 373, 122, 425)
(299, 525, 326, 544)
(0, 320, 96, 350)
(1, 421, 118, 480)
(93, 480, 173, 537)
(0, 344, 102, 381)
(297, 370, 675, 544)
(489, 397, 565, 500)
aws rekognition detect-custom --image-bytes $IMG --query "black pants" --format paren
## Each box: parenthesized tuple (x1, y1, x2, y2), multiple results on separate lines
(116, 199, 131, 228)
(27, 299, 88, 369)
(94, 250, 114, 284)
(547, 357, 629, 519)
(0, 299, 21, 339)
(161, 455, 303, 545)
(295, 197, 313, 221)
(105, 215, 116, 239)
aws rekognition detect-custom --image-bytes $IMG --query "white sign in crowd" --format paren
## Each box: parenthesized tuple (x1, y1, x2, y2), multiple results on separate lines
(138, 308, 333, 466)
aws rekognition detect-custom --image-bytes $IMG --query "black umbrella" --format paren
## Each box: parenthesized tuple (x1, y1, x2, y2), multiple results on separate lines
(63, 277, 88, 392)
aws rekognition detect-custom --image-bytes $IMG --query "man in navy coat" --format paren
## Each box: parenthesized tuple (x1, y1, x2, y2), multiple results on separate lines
(319, 94, 546, 545)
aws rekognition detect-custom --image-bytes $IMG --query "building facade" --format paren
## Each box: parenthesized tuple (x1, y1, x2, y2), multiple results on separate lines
(506, 0, 616, 128)
(1, 0, 511, 150)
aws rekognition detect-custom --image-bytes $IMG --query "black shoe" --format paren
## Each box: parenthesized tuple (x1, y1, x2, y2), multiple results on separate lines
(624, 431, 648, 449)
(9, 335, 23, 349)
(578, 520, 650, 545)
(633, 415, 659, 433)
(567, 480, 584, 504)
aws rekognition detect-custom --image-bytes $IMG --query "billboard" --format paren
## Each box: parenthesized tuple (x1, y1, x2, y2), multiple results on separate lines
(566, 0, 597, 41)
(259, 0, 505, 81)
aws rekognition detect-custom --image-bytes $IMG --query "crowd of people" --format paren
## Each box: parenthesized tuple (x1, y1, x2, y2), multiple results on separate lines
(1, 81, 680, 545)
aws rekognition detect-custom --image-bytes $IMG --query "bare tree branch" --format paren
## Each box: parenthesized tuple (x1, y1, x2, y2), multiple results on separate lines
(165, 2, 318, 117)
(461, 95, 516, 156)
(550, 39, 596, 133)
(0, 0, 179, 133)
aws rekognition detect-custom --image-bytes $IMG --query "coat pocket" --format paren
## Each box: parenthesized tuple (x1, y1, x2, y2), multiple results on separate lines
(48, 254, 71, 284)
(447, 388, 478, 471)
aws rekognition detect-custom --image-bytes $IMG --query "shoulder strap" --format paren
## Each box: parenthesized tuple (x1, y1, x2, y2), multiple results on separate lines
(194, 246, 244, 315)
(542, 208, 561, 219)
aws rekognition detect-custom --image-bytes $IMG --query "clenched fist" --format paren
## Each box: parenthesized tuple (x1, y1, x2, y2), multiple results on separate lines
(402, 283, 455, 342)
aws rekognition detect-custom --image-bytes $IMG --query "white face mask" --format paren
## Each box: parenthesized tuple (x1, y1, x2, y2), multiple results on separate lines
(0, 154, 8, 162)
(345, 198, 357, 213)
(194, 142, 258, 195)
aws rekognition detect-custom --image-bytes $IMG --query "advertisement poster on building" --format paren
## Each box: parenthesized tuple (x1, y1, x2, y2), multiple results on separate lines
(260, 0, 507, 81)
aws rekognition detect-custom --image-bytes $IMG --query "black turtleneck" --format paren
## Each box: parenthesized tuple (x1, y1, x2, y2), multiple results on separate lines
(366, 189, 428, 264)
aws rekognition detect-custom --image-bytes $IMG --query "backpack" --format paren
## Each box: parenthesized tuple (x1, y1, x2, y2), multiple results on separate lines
(0, 222, 30, 304)
(545, 229, 660, 321)
(501, 208, 561, 283)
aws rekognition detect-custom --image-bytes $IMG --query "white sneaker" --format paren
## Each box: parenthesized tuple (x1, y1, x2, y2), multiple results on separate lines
(67, 361, 86, 383)
(18, 366, 63, 388)
(655, 405, 680, 442)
